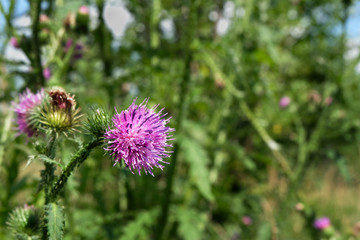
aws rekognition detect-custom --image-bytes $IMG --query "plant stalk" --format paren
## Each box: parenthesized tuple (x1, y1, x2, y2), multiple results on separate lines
(49, 138, 101, 202)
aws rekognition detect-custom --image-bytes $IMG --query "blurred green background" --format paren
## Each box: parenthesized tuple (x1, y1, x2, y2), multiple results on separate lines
(1, 0, 360, 239)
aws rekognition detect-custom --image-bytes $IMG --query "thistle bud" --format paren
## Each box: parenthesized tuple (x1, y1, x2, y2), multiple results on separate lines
(7, 205, 41, 239)
(34, 87, 82, 136)
(76, 5, 89, 34)
(85, 106, 113, 138)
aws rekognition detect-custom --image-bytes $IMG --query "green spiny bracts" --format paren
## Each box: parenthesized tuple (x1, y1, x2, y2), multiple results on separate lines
(29, 87, 83, 137)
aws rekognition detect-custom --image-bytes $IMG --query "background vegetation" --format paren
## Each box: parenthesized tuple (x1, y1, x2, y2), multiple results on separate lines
(1, 0, 360, 239)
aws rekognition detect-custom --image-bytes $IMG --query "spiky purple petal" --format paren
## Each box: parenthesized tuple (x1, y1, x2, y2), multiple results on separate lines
(104, 98, 174, 176)
(13, 88, 44, 137)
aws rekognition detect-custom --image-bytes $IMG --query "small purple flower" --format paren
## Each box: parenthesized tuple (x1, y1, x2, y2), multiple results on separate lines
(242, 216, 252, 225)
(104, 98, 175, 176)
(43, 67, 51, 80)
(10, 37, 19, 48)
(13, 89, 44, 137)
(279, 96, 291, 108)
(314, 217, 331, 230)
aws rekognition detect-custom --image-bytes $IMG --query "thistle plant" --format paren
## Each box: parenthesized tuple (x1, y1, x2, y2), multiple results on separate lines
(10, 89, 174, 239)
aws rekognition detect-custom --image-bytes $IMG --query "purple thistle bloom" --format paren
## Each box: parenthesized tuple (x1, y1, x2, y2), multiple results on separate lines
(104, 98, 175, 176)
(314, 217, 331, 230)
(279, 96, 291, 108)
(13, 88, 44, 137)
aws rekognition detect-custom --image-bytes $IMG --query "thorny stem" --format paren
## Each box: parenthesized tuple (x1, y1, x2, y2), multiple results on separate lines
(49, 138, 101, 202)
(42, 134, 57, 240)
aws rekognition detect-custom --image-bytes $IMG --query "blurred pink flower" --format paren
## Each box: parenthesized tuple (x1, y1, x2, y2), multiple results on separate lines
(279, 96, 291, 108)
(10, 37, 19, 48)
(325, 97, 333, 105)
(78, 5, 89, 15)
(43, 67, 51, 80)
(295, 202, 304, 211)
(242, 216, 252, 225)
(40, 14, 50, 23)
(314, 217, 331, 230)
(13, 88, 44, 137)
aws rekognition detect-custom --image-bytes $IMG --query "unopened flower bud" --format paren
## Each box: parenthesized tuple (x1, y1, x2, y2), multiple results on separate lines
(85, 106, 113, 138)
(35, 87, 82, 136)
(76, 5, 90, 34)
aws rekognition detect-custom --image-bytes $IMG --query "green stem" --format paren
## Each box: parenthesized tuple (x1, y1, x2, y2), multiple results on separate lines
(31, 0, 45, 87)
(155, 53, 193, 240)
(49, 138, 101, 202)
(42, 134, 56, 240)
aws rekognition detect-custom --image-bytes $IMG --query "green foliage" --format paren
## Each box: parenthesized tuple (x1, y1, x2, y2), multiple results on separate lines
(45, 203, 65, 240)
(179, 134, 214, 202)
(174, 207, 207, 240)
(121, 209, 159, 240)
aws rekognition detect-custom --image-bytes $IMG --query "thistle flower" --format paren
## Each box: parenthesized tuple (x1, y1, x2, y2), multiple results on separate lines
(104, 98, 174, 176)
(13, 88, 44, 137)
(314, 217, 331, 230)
(242, 216, 252, 225)
(10, 37, 19, 48)
(279, 96, 291, 108)
(43, 67, 51, 80)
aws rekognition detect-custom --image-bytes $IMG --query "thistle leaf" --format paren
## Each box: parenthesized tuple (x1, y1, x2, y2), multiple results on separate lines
(179, 135, 215, 202)
(37, 154, 65, 170)
(45, 203, 65, 240)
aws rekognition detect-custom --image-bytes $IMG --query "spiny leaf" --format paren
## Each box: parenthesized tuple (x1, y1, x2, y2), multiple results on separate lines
(45, 203, 64, 240)
(179, 135, 215, 202)
(37, 155, 65, 170)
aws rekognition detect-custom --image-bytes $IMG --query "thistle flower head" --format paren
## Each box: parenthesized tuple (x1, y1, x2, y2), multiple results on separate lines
(279, 96, 291, 108)
(13, 88, 44, 137)
(104, 98, 175, 176)
(314, 217, 331, 230)
(33, 87, 82, 136)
